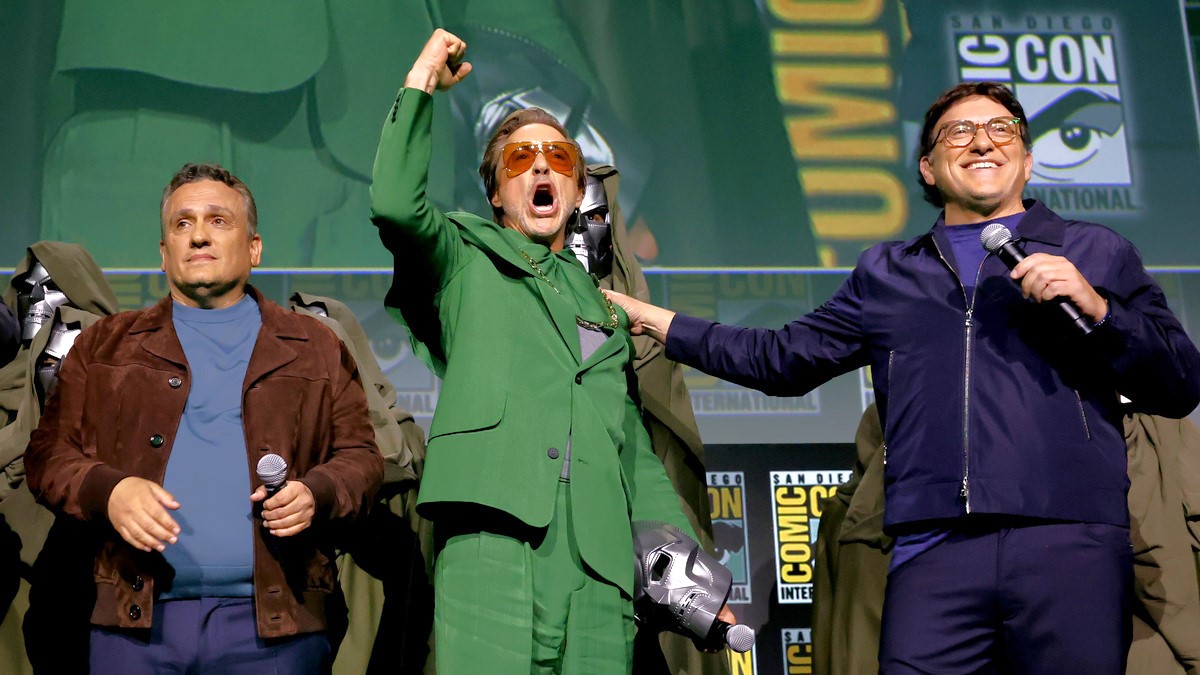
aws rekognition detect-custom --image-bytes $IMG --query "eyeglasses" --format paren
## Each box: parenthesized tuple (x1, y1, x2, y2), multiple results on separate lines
(502, 141, 580, 177)
(935, 117, 1023, 147)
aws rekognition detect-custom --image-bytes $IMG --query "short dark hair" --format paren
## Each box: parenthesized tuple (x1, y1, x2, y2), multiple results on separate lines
(478, 108, 586, 222)
(160, 163, 258, 236)
(917, 81, 1033, 207)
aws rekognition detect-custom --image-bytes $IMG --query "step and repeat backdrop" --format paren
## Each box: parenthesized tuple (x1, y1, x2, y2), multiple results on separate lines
(5, 1, 1200, 673)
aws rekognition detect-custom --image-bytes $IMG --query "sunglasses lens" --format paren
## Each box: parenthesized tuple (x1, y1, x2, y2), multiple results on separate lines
(502, 142, 578, 176)
(504, 144, 537, 175)
(543, 143, 576, 173)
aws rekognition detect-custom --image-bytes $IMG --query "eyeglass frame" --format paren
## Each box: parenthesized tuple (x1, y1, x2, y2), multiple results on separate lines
(501, 141, 581, 177)
(933, 116, 1024, 148)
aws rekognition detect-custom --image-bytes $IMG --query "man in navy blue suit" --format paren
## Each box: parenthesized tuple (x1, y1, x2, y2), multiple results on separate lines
(607, 81, 1200, 674)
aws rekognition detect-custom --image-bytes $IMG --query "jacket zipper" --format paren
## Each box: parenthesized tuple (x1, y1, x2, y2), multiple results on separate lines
(883, 350, 894, 466)
(1073, 389, 1092, 440)
(932, 239, 988, 514)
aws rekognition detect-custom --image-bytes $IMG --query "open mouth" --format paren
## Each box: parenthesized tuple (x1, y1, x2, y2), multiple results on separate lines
(964, 161, 1001, 170)
(530, 182, 557, 216)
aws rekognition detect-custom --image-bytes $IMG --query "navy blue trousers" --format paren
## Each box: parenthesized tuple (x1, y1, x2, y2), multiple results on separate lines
(89, 597, 331, 674)
(879, 521, 1132, 675)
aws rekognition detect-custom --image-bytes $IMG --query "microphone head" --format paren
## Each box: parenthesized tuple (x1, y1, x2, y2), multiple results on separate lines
(980, 222, 1013, 253)
(725, 623, 756, 653)
(256, 453, 288, 489)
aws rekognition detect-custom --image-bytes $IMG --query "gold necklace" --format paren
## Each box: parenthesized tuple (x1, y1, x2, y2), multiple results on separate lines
(519, 250, 619, 330)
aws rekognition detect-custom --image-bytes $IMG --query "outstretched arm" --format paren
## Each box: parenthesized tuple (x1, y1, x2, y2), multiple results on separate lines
(604, 289, 676, 343)
(370, 29, 478, 366)
(607, 269, 870, 398)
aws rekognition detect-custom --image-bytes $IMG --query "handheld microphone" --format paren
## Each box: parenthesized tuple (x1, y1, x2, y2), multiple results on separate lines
(708, 620, 756, 653)
(979, 223, 1093, 335)
(256, 454, 288, 497)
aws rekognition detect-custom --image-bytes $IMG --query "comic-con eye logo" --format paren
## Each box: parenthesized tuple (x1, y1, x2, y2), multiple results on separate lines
(956, 23, 1132, 188)
(771, 471, 850, 604)
(707, 471, 752, 604)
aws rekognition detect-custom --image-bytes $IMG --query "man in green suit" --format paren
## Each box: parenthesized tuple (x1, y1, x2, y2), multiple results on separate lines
(369, 30, 703, 673)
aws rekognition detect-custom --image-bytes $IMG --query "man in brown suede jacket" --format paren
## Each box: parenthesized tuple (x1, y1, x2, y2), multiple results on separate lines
(25, 163, 383, 674)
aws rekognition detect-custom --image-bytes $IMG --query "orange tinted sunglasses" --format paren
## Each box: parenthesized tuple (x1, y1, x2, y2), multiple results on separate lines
(502, 141, 580, 177)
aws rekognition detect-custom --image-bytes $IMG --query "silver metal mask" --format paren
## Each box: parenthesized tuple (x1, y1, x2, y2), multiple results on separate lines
(565, 174, 612, 277)
(35, 317, 81, 405)
(16, 261, 69, 343)
(294, 299, 329, 318)
(632, 521, 732, 641)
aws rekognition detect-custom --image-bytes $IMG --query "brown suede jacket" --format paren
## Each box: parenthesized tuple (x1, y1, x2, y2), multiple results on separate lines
(24, 287, 383, 638)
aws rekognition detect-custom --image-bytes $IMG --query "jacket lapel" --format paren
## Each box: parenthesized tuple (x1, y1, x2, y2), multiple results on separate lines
(454, 214, 581, 364)
(130, 297, 187, 368)
(242, 287, 303, 389)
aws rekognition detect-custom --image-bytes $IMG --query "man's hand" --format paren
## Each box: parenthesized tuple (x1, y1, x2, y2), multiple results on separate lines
(251, 482, 316, 537)
(1009, 252, 1107, 323)
(603, 290, 676, 343)
(693, 605, 739, 653)
(405, 29, 473, 94)
(106, 477, 180, 553)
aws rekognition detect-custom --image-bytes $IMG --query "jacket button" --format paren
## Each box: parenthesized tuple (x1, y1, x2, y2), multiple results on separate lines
(575, 374, 582, 384)
(131, 576, 144, 591)
(128, 604, 141, 620)
(547, 447, 560, 459)
(168, 376, 182, 389)
(149, 434, 164, 448)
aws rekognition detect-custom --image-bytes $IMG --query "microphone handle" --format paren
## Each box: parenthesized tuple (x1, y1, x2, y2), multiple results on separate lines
(706, 619, 755, 653)
(996, 242, 1093, 336)
(264, 480, 286, 498)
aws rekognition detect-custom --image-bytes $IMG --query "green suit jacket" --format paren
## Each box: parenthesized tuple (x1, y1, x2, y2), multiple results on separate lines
(369, 87, 690, 597)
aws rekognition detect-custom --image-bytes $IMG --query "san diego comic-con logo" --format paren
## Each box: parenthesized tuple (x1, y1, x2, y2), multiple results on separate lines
(772, 470, 851, 604)
(782, 628, 814, 675)
(707, 471, 752, 604)
(952, 13, 1136, 213)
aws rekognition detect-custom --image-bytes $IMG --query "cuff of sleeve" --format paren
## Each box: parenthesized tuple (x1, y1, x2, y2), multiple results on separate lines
(79, 464, 132, 521)
(298, 471, 338, 520)
(1092, 298, 1111, 328)
(664, 314, 717, 363)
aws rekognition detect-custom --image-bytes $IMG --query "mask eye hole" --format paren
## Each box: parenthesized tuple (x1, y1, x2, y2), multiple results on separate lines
(650, 552, 670, 581)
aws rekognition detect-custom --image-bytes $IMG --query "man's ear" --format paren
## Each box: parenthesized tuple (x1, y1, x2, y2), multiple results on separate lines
(918, 155, 936, 186)
(249, 234, 263, 268)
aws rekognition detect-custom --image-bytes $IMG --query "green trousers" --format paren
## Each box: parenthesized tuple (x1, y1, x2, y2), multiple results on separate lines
(434, 479, 633, 674)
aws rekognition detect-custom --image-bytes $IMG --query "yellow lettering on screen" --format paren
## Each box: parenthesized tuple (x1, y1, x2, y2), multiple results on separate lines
(781, 561, 813, 583)
(767, 0, 883, 24)
(787, 644, 815, 673)
(773, 29, 888, 57)
(808, 485, 833, 517)
(776, 64, 897, 161)
(776, 486, 808, 508)
(722, 488, 743, 519)
(708, 487, 722, 520)
(800, 168, 907, 239)
(728, 648, 754, 675)
(778, 515, 811, 543)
